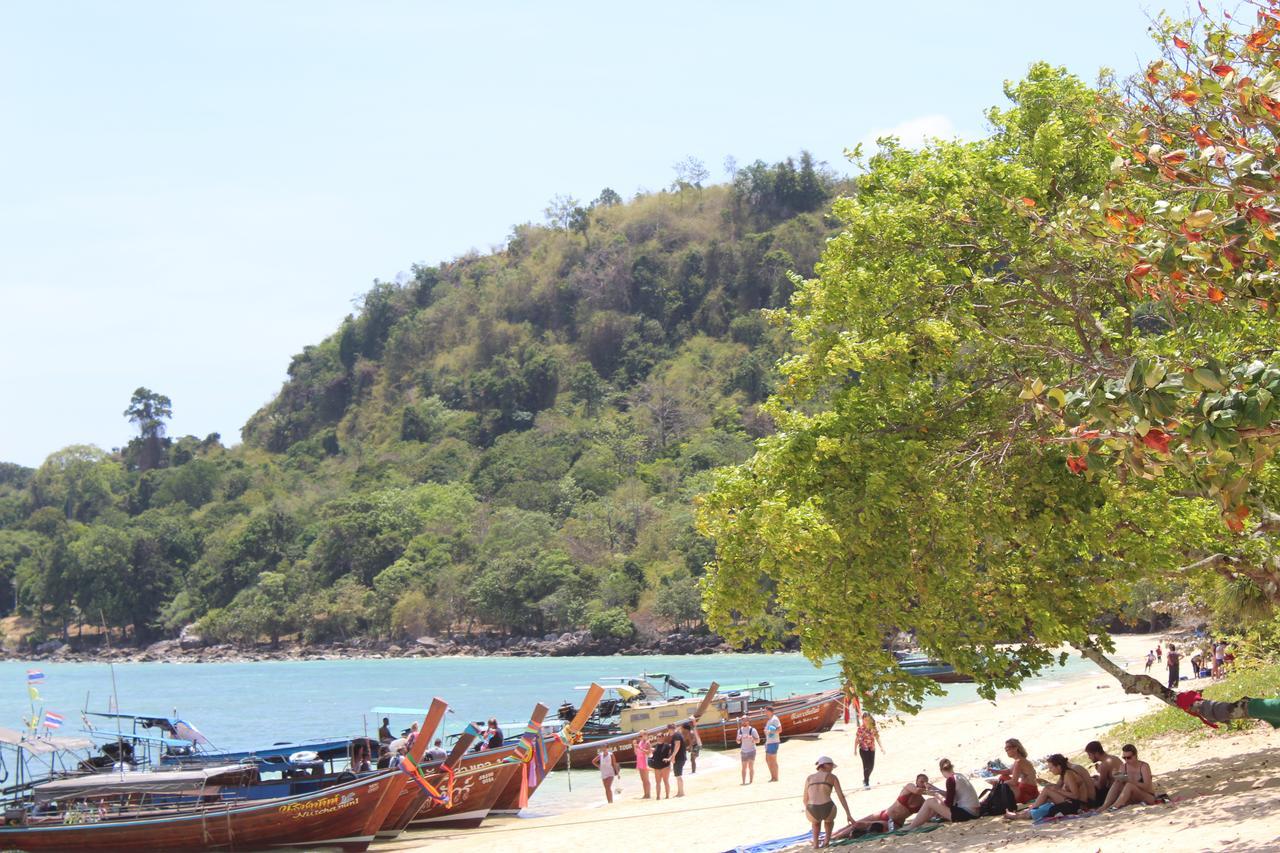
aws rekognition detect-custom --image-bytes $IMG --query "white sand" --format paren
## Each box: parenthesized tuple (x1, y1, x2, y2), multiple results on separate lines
(381, 634, 1279, 853)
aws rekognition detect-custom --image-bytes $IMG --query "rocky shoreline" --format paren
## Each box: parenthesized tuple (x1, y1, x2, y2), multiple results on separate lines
(2, 629, 787, 664)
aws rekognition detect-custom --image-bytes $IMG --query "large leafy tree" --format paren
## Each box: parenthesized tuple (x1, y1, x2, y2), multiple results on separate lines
(697, 64, 1244, 712)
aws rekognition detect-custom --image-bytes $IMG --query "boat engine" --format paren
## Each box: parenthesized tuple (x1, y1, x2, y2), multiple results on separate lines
(557, 702, 578, 722)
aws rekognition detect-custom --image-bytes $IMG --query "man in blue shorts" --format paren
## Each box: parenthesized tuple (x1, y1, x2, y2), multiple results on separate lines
(764, 705, 782, 781)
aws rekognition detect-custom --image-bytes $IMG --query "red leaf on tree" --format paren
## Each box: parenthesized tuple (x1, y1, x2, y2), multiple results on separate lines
(1066, 455, 1088, 475)
(1070, 425, 1102, 440)
(1128, 262, 1154, 279)
(1105, 210, 1126, 230)
(1140, 429, 1172, 453)
(1126, 210, 1145, 227)
(1224, 247, 1245, 267)
(1173, 90, 1201, 106)
(1163, 150, 1188, 165)
(1247, 29, 1273, 51)
(1191, 126, 1213, 148)
(1248, 206, 1272, 224)
(1019, 197, 1036, 207)
(1182, 223, 1205, 242)
(1212, 64, 1234, 77)
(1173, 36, 1191, 50)
(1225, 515, 1245, 533)
(1208, 285, 1227, 303)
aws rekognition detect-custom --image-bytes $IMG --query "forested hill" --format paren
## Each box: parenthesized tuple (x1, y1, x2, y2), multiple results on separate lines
(0, 155, 844, 649)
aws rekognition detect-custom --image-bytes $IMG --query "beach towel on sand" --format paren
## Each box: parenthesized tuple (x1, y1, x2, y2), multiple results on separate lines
(726, 824, 942, 853)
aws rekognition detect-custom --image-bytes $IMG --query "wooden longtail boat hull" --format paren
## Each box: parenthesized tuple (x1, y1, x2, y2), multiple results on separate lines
(0, 769, 399, 853)
(404, 760, 517, 831)
(490, 683, 604, 816)
(565, 688, 843, 769)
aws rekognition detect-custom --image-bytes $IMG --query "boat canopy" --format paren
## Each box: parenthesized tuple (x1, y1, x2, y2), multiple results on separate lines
(695, 681, 771, 695)
(33, 764, 255, 803)
(84, 711, 209, 744)
(0, 728, 93, 754)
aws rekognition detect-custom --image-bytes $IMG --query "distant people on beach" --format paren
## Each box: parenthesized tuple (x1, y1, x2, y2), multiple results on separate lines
(1084, 741, 1122, 808)
(687, 718, 703, 773)
(1156, 643, 1162, 662)
(1144, 650, 1155, 673)
(802, 756, 852, 849)
(854, 712, 883, 789)
(377, 717, 393, 744)
(737, 717, 759, 784)
(592, 747, 620, 804)
(1101, 744, 1159, 809)
(672, 722, 690, 797)
(1006, 753, 1092, 821)
(908, 758, 978, 827)
(1213, 640, 1227, 679)
(634, 732, 653, 799)
(1166, 644, 1182, 689)
(648, 728, 673, 799)
(984, 738, 1038, 809)
(764, 706, 782, 781)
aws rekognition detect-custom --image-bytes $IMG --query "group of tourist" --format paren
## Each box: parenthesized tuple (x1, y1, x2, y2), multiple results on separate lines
(800, 733, 1163, 848)
(592, 705, 786, 804)
(1144, 640, 1232, 687)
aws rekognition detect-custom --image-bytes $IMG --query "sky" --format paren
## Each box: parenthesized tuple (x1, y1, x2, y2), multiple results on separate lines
(1, 0, 1163, 467)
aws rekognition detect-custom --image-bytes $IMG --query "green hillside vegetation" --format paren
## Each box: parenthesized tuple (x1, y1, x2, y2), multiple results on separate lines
(0, 155, 843, 648)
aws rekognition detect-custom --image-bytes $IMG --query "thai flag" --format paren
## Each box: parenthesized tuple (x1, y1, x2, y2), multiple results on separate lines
(43, 712, 64, 730)
(26, 670, 44, 683)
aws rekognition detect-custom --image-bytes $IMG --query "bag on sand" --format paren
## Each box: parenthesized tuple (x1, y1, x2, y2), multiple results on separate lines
(978, 781, 1017, 816)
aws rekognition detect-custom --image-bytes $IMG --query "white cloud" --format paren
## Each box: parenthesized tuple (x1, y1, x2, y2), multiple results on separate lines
(858, 114, 964, 153)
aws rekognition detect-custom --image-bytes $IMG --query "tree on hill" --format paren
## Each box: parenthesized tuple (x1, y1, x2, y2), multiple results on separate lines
(123, 388, 172, 472)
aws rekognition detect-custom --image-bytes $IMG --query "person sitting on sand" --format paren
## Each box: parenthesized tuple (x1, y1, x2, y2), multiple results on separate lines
(1007, 753, 1092, 821)
(987, 738, 1038, 805)
(841, 773, 929, 835)
(1084, 741, 1122, 808)
(1102, 743, 1159, 809)
(908, 759, 979, 827)
(803, 756, 853, 849)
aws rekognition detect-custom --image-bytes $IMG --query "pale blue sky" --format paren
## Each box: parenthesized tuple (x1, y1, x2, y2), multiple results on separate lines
(2, 1, 1161, 467)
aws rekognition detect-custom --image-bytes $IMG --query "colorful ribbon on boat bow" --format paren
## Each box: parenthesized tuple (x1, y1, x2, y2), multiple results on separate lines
(397, 755, 456, 808)
(502, 723, 549, 809)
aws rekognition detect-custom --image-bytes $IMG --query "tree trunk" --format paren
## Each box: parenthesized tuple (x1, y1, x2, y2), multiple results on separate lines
(1074, 643, 1255, 724)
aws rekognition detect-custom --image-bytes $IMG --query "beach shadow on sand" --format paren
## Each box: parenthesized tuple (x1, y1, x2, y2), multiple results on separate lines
(842, 744, 1280, 852)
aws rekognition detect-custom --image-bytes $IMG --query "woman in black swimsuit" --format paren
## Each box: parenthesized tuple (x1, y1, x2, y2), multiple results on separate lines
(803, 756, 852, 849)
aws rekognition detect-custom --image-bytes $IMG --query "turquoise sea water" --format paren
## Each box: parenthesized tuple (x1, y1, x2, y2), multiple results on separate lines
(0, 651, 1112, 750)
(0, 650, 1123, 814)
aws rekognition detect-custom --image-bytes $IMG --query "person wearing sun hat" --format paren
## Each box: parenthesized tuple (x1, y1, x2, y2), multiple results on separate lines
(802, 755, 852, 848)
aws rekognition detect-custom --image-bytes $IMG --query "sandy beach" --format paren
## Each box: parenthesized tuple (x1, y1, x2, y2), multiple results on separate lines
(383, 634, 1279, 853)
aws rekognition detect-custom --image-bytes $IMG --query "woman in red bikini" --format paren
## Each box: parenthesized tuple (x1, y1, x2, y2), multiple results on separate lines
(986, 738, 1038, 805)
(843, 773, 929, 835)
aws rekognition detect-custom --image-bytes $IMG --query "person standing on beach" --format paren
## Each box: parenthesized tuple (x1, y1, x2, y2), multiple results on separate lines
(803, 756, 852, 849)
(1156, 642, 1162, 662)
(764, 706, 782, 782)
(672, 722, 689, 797)
(1166, 643, 1181, 689)
(634, 732, 653, 799)
(1144, 650, 1155, 673)
(854, 712, 883, 789)
(687, 718, 703, 773)
(592, 747, 620, 804)
(648, 729, 673, 799)
(1213, 640, 1227, 679)
(737, 717, 759, 784)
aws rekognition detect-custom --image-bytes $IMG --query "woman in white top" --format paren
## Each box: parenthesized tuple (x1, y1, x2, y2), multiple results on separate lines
(736, 717, 760, 784)
(592, 747, 620, 803)
(908, 758, 979, 827)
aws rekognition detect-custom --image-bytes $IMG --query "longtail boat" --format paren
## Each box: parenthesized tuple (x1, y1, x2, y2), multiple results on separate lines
(376, 711, 485, 836)
(565, 686, 843, 769)
(490, 682, 604, 816)
(0, 699, 451, 853)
